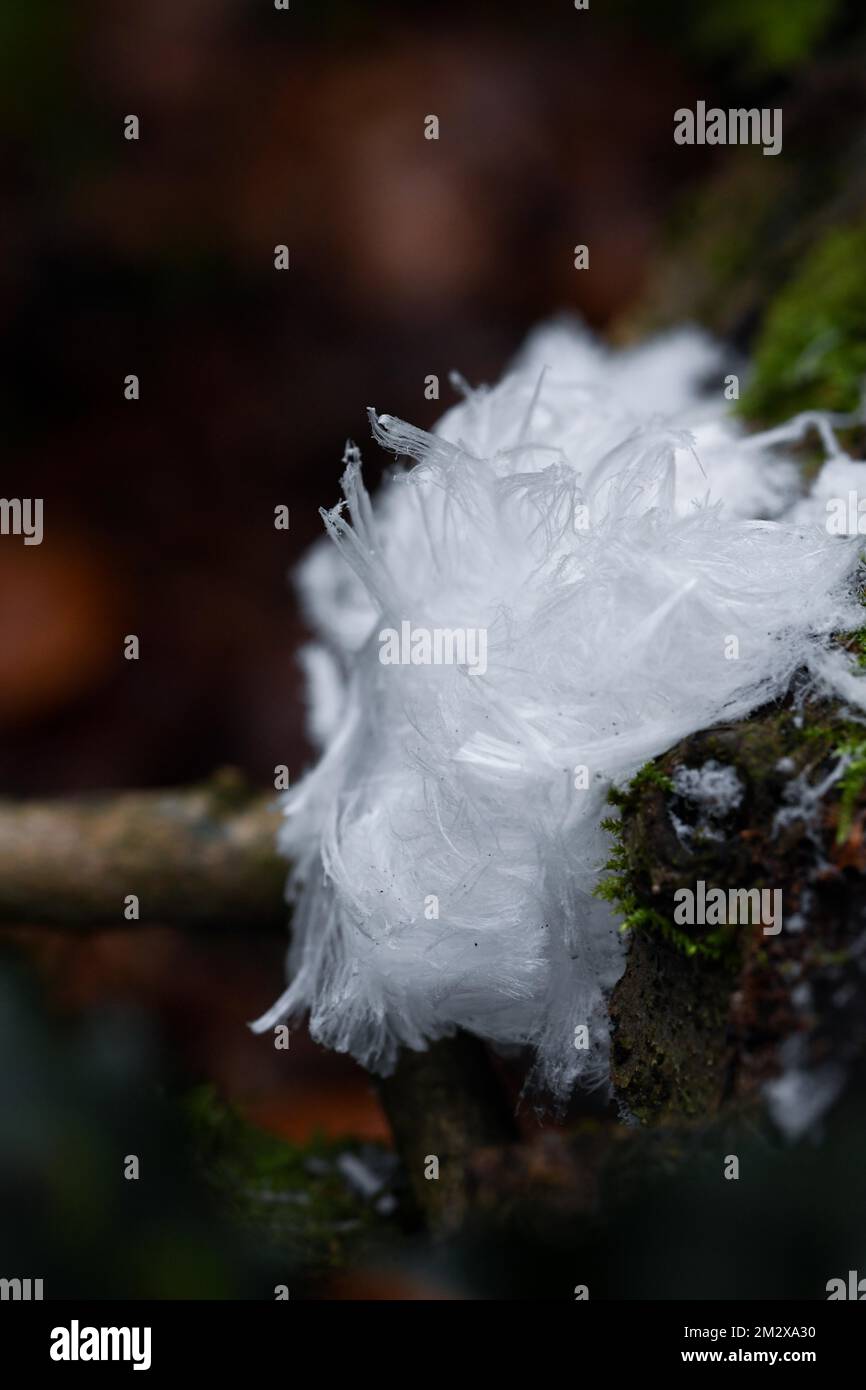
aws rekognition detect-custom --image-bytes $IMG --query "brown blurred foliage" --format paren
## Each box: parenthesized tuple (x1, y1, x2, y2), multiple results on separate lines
(0, 0, 706, 1147)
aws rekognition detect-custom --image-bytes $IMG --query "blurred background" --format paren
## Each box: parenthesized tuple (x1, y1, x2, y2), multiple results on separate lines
(3, 0, 866, 1299)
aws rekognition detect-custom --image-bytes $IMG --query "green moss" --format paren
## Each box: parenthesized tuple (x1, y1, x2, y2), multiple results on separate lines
(595, 808, 644, 931)
(595, 866, 671, 941)
(740, 225, 866, 425)
(835, 738, 866, 844)
(819, 599, 866, 842)
(650, 917, 739, 962)
(183, 1086, 396, 1274)
(692, 0, 842, 77)
(839, 626, 866, 671)
(609, 0, 844, 79)
(620, 763, 675, 798)
(802, 721, 841, 742)
(597, 762, 739, 963)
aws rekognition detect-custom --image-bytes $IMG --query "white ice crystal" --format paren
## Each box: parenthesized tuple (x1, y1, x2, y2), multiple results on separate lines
(252, 316, 866, 1102)
(670, 760, 745, 847)
(671, 762, 744, 818)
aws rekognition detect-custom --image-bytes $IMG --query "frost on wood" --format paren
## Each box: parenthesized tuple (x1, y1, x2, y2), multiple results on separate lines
(252, 317, 866, 1103)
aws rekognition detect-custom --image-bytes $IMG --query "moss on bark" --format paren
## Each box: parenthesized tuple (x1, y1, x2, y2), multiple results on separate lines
(604, 698, 866, 1123)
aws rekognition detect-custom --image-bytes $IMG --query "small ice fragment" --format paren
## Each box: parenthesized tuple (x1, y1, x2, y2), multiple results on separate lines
(336, 1151, 384, 1200)
(764, 1063, 845, 1142)
(672, 761, 743, 818)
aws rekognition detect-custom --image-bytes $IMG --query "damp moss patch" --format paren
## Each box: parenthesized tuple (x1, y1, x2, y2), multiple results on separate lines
(740, 225, 866, 426)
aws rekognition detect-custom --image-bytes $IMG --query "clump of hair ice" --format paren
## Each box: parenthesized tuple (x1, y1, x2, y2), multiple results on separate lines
(252, 315, 866, 1104)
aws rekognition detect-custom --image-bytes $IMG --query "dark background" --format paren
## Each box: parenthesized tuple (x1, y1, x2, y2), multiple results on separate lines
(1, 0, 864, 1299)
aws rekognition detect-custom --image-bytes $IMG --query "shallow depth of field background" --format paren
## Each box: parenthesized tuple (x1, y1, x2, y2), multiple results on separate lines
(2, 0, 866, 1298)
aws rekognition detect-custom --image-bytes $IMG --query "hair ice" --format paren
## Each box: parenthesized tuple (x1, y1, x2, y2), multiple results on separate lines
(252, 317, 866, 1102)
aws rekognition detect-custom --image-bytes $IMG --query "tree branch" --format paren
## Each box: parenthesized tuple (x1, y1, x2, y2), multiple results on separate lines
(0, 770, 516, 1231)
(0, 769, 285, 929)
(377, 1033, 519, 1234)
